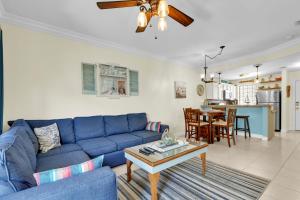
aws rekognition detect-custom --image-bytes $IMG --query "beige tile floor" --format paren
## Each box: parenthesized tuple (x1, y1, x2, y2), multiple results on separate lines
(113, 131, 300, 200)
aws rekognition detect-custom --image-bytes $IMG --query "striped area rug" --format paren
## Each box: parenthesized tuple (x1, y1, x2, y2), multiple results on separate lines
(118, 158, 270, 200)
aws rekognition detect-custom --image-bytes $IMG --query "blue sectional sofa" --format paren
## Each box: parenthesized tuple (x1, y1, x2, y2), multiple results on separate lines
(0, 113, 169, 199)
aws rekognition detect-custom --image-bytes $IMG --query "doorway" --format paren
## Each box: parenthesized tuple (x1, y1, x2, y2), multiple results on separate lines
(296, 80, 300, 130)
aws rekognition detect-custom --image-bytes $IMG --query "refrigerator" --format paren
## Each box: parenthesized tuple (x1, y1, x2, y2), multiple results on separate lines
(256, 90, 281, 131)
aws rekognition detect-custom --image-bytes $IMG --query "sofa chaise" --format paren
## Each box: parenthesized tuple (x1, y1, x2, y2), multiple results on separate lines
(0, 113, 169, 200)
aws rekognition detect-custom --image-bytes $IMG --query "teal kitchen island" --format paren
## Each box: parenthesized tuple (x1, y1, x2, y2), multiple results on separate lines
(211, 105, 275, 140)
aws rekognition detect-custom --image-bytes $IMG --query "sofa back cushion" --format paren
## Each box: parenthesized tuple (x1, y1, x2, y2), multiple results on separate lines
(26, 119, 75, 144)
(11, 119, 39, 154)
(0, 127, 37, 197)
(127, 113, 147, 132)
(104, 115, 129, 136)
(74, 116, 105, 141)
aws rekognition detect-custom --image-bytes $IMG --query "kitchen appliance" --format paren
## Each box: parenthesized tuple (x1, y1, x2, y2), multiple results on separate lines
(256, 90, 281, 131)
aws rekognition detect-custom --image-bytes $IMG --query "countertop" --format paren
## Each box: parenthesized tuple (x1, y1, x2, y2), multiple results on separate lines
(209, 104, 272, 108)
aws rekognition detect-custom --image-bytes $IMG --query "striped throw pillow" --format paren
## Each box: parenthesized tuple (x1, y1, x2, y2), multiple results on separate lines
(146, 122, 161, 132)
(33, 155, 104, 185)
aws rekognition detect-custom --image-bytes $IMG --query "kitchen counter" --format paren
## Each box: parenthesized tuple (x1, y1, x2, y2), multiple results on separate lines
(210, 105, 275, 140)
(210, 104, 272, 108)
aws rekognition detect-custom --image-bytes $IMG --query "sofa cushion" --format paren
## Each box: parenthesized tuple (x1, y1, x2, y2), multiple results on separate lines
(11, 119, 39, 154)
(0, 127, 37, 196)
(77, 138, 117, 158)
(127, 113, 147, 132)
(34, 155, 104, 186)
(37, 144, 82, 158)
(107, 134, 142, 150)
(74, 116, 105, 141)
(36, 151, 90, 172)
(130, 130, 162, 144)
(13, 128, 37, 171)
(104, 115, 129, 136)
(102, 150, 126, 168)
(27, 119, 75, 144)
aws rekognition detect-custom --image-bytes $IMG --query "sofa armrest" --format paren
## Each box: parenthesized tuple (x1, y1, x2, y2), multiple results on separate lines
(160, 124, 169, 133)
(3, 166, 117, 200)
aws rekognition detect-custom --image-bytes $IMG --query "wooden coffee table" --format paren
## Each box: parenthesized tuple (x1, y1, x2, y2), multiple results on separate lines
(124, 142, 208, 200)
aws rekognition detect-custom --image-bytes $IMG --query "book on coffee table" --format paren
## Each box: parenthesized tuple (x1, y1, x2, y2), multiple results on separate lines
(146, 140, 189, 153)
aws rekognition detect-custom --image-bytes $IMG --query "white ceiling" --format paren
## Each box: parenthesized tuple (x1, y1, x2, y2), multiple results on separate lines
(1, 0, 300, 68)
(221, 53, 300, 80)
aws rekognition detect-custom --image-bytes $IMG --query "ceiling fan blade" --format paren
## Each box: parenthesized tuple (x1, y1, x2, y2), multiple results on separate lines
(136, 12, 152, 33)
(97, 0, 138, 9)
(168, 5, 194, 27)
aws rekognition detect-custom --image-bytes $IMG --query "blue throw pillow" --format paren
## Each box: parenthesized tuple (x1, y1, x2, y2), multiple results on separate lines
(0, 127, 37, 197)
(33, 155, 104, 185)
(11, 119, 39, 154)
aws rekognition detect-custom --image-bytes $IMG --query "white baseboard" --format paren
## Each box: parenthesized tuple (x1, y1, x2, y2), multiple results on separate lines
(236, 131, 268, 141)
(175, 131, 268, 141)
(280, 129, 287, 134)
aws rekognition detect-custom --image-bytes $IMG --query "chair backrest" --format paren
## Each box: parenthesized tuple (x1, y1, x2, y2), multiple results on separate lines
(227, 108, 237, 127)
(183, 108, 191, 122)
(186, 109, 201, 124)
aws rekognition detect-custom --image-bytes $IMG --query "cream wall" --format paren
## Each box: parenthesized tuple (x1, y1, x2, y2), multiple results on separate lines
(2, 23, 203, 134)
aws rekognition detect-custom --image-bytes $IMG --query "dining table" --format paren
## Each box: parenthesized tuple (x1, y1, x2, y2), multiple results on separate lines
(201, 109, 226, 144)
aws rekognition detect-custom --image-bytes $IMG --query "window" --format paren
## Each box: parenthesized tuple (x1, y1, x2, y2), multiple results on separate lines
(82, 63, 97, 95)
(129, 70, 139, 96)
(238, 85, 257, 104)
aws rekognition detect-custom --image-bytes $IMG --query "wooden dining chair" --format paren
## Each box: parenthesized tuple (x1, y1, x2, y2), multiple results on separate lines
(212, 108, 237, 147)
(197, 111, 211, 143)
(186, 109, 210, 142)
(183, 108, 192, 138)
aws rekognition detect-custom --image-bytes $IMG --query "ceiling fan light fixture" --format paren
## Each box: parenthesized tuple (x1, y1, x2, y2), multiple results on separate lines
(158, 17, 167, 31)
(158, 0, 169, 18)
(137, 8, 147, 27)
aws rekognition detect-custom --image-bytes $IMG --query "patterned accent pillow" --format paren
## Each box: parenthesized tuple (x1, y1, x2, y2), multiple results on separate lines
(146, 121, 161, 132)
(34, 123, 61, 153)
(33, 155, 104, 185)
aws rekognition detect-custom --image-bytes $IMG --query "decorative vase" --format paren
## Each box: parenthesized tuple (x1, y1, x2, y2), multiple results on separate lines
(160, 129, 176, 146)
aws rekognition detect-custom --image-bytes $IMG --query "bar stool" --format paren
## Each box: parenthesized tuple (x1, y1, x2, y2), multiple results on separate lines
(235, 115, 251, 138)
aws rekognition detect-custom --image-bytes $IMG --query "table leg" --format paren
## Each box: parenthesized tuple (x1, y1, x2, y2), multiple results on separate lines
(200, 153, 206, 176)
(127, 160, 133, 182)
(148, 172, 160, 200)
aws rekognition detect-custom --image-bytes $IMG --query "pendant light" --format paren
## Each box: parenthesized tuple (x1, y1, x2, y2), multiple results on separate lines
(137, 6, 147, 27)
(254, 64, 261, 84)
(158, 0, 169, 18)
(158, 17, 167, 31)
(201, 46, 226, 83)
(218, 72, 222, 84)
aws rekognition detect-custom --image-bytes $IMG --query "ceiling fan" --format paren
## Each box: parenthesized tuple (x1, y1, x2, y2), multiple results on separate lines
(97, 0, 194, 33)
